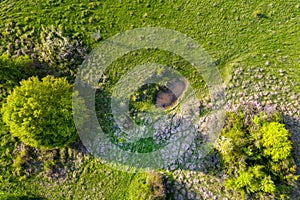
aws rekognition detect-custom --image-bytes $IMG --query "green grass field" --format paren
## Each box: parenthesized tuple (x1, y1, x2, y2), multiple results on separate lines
(0, 0, 299, 199)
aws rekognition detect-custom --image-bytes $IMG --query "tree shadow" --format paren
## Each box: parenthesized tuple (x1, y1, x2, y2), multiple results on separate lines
(282, 114, 300, 198)
(163, 147, 224, 200)
(1, 194, 47, 200)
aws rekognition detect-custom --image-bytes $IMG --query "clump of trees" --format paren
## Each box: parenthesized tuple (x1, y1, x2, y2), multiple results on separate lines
(215, 104, 298, 199)
(2, 76, 77, 149)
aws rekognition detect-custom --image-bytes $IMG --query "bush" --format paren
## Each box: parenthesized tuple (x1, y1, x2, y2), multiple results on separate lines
(13, 147, 28, 176)
(2, 76, 78, 149)
(147, 171, 166, 200)
(215, 109, 298, 199)
(127, 171, 166, 200)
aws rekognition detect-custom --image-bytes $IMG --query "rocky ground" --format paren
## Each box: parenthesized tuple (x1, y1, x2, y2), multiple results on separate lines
(10, 63, 299, 199)
(163, 64, 300, 200)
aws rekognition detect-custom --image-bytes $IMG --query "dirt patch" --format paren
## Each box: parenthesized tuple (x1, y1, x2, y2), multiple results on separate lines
(155, 78, 187, 109)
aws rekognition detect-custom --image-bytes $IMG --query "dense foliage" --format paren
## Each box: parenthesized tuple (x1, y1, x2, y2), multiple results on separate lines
(215, 109, 298, 199)
(2, 76, 77, 149)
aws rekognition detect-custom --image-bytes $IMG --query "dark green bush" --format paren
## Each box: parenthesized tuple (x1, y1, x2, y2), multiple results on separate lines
(2, 76, 78, 149)
(215, 109, 298, 199)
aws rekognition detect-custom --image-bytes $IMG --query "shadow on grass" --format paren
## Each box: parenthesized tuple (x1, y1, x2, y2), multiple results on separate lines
(68, 85, 220, 199)
(283, 115, 300, 199)
(1, 194, 47, 200)
(72, 86, 220, 171)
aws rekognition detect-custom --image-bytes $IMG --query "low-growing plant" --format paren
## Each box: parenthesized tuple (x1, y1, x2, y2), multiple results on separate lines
(43, 160, 56, 172)
(127, 171, 166, 200)
(147, 171, 166, 200)
(253, 10, 265, 18)
(13, 147, 28, 176)
(35, 25, 87, 76)
(215, 108, 298, 199)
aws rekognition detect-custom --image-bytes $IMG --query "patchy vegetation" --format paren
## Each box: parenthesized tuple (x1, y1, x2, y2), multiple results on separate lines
(216, 108, 298, 199)
(0, 0, 299, 199)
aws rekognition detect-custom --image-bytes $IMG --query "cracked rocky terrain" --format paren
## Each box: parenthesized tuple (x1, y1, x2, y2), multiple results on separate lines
(162, 64, 300, 200)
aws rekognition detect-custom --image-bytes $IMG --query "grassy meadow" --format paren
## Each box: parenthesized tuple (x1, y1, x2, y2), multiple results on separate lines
(0, 0, 299, 199)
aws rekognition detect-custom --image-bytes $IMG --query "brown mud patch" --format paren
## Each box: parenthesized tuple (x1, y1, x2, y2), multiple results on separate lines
(155, 78, 187, 109)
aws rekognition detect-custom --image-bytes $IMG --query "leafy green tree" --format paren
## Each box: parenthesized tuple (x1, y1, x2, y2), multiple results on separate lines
(2, 76, 79, 149)
(215, 109, 298, 199)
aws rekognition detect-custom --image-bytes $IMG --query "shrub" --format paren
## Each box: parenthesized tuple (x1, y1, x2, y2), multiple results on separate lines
(253, 10, 263, 18)
(147, 171, 166, 200)
(127, 171, 166, 200)
(2, 76, 78, 149)
(215, 109, 298, 199)
(13, 147, 28, 176)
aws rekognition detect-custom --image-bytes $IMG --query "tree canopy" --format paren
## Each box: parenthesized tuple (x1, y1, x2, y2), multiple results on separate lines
(2, 75, 78, 149)
(215, 109, 298, 199)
